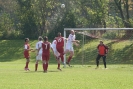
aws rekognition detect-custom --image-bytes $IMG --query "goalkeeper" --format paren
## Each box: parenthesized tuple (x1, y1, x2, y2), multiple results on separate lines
(95, 41, 109, 69)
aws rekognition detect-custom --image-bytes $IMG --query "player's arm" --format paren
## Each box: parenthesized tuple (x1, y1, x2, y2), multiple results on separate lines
(105, 45, 109, 54)
(71, 37, 80, 46)
(50, 43, 54, 53)
(72, 40, 80, 43)
(97, 45, 100, 54)
(62, 37, 67, 41)
(37, 43, 42, 55)
(24, 45, 33, 51)
(73, 42, 79, 46)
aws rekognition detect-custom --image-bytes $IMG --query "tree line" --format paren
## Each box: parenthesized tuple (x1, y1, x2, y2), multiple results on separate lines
(0, 0, 133, 39)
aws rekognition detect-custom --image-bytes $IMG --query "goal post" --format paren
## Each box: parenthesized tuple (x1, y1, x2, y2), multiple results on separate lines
(64, 28, 133, 66)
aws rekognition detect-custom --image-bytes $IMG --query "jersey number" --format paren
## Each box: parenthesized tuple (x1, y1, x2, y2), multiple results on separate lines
(58, 38, 62, 42)
(45, 44, 48, 49)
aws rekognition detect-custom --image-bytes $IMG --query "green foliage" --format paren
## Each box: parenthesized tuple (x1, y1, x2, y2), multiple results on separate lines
(0, 13, 19, 39)
(102, 32, 118, 39)
(16, 0, 38, 39)
(0, 0, 133, 39)
(48, 11, 76, 39)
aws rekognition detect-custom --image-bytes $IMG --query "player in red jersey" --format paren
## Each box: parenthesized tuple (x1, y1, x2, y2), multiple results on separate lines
(95, 41, 109, 69)
(56, 32, 65, 65)
(24, 38, 33, 71)
(39, 36, 51, 73)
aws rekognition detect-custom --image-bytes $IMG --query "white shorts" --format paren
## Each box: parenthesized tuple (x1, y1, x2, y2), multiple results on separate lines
(53, 49, 60, 57)
(36, 53, 42, 60)
(66, 45, 74, 51)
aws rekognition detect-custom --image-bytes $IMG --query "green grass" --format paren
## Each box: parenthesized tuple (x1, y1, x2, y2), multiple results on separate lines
(0, 61, 133, 89)
(0, 40, 133, 89)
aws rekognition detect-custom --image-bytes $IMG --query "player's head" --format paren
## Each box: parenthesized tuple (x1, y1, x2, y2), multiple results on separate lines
(44, 36, 48, 41)
(71, 30, 75, 35)
(25, 38, 29, 42)
(100, 40, 103, 45)
(58, 32, 61, 37)
(38, 36, 43, 41)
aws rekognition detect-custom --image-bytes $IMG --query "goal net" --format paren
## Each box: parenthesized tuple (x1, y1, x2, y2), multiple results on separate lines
(64, 28, 133, 66)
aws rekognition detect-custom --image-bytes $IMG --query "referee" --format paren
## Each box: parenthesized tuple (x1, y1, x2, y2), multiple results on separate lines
(95, 41, 109, 69)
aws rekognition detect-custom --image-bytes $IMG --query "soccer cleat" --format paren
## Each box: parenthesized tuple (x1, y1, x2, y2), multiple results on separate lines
(66, 62, 70, 67)
(43, 70, 47, 73)
(24, 68, 30, 71)
(57, 68, 62, 71)
(95, 67, 99, 69)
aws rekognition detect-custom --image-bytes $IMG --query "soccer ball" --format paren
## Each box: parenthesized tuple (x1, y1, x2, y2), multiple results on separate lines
(61, 4, 65, 8)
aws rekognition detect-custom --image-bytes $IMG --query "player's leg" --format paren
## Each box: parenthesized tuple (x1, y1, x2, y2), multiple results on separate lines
(66, 50, 74, 66)
(57, 58, 62, 71)
(25, 58, 30, 71)
(102, 55, 107, 68)
(36, 53, 42, 71)
(54, 50, 61, 70)
(66, 46, 74, 63)
(35, 60, 39, 71)
(35, 55, 39, 71)
(57, 47, 65, 65)
(42, 54, 47, 72)
(24, 52, 30, 71)
(95, 54, 101, 69)
(45, 55, 50, 72)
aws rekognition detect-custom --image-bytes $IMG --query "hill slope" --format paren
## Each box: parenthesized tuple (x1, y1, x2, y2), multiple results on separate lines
(0, 40, 133, 64)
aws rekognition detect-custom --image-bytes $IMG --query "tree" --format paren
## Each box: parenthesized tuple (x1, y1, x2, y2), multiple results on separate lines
(114, 0, 132, 27)
(16, 0, 38, 38)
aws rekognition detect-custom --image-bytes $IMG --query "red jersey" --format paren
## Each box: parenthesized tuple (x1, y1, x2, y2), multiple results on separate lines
(56, 37, 64, 47)
(42, 41, 51, 55)
(24, 43, 30, 58)
(97, 44, 108, 55)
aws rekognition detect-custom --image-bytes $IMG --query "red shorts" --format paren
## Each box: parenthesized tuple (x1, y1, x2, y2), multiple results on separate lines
(24, 51, 29, 59)
(42, 54, 50, 61)
(56, 46, 64, 55)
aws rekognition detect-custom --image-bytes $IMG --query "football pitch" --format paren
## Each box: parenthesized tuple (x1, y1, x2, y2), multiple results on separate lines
(0, 61, 133, 89)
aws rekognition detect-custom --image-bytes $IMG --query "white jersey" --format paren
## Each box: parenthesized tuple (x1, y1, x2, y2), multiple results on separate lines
(51, 40, 57, 50)
(36, 41, 43, 54)
(66, 34, 76, 46)
(51, 40, 60, 57)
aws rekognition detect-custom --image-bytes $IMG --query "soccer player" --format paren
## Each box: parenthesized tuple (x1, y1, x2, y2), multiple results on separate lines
(39, 36, 51, 73)
(95, 41, 109, 69)
(56, 32, 65, 65)
(51, 39, 61, 71)
(35, 36, 43, 71)
(64, 30, 80, 66)
(24, 38, 33, 71)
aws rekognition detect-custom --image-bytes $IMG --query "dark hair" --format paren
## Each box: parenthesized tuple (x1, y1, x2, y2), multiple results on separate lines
(38, 36, 43, 41)
(58, 32, 61, 36)
(100, 40, 103, 43)
(25, 38, 29, 42)
(44, 36, 48, 41)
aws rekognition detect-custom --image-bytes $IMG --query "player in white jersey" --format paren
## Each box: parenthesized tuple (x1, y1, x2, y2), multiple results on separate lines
(35, 36, 43, 71)
(64, 30, 80, 66)
(51, 39, 62, 71)
(51, 40, 60, 57)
